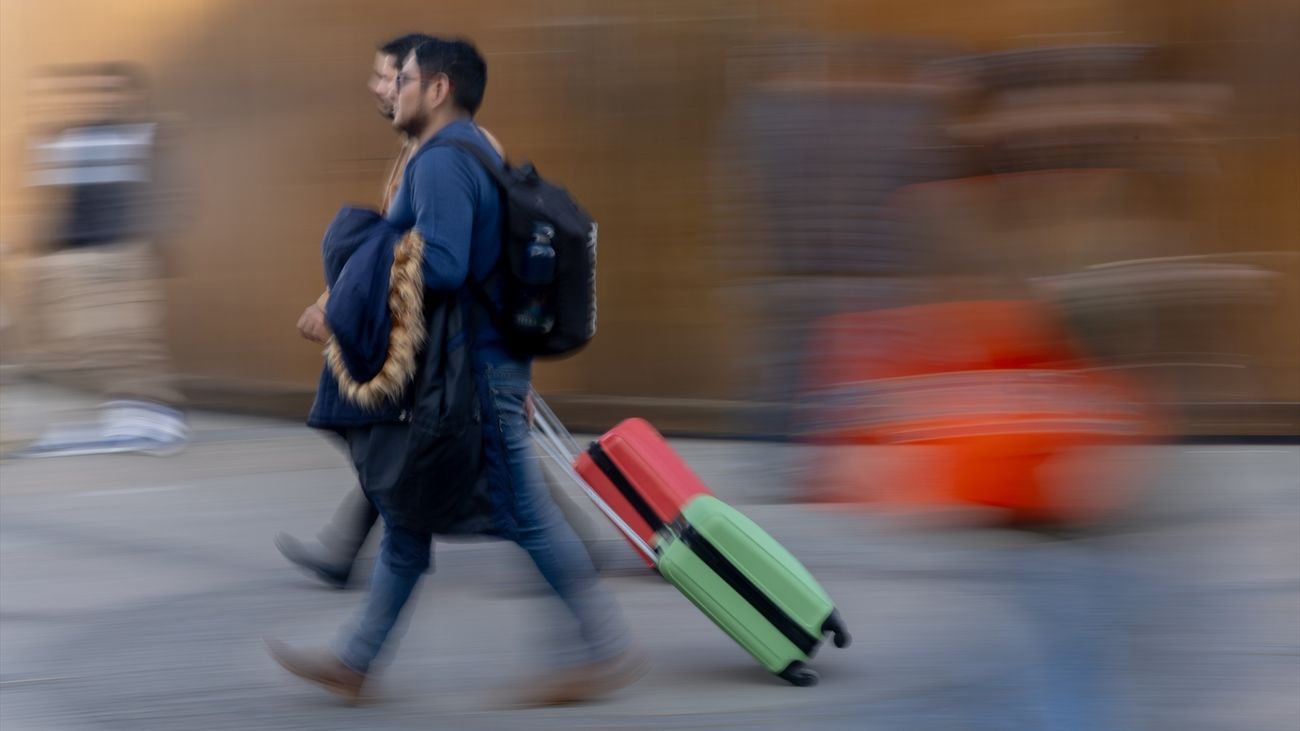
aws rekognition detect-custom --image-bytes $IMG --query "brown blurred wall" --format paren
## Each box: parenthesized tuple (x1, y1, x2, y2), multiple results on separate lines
(1, 0, 1296, 431)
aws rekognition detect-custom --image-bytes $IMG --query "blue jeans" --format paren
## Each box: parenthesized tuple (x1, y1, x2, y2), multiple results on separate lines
(335, 362, 630, 674)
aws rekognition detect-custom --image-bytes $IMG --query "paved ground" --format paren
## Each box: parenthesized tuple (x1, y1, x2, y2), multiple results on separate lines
(1, 381, 1297, 730)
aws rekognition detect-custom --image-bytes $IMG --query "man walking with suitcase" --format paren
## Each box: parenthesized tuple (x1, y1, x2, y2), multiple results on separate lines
(267, 38, 645, 706)
(276, 32, 516, 589)
(275, 32, 611, 592)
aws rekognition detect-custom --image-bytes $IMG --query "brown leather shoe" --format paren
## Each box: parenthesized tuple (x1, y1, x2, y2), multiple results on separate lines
(265, 639, 366, 704)
(508, 644, 650, 707)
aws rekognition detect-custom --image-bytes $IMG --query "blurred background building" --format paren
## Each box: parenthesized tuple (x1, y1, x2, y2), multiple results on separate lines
(0, 0, 1296, 437)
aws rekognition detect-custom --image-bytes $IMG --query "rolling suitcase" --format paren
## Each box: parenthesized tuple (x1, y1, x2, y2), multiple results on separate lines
(530, 391, 851, 685)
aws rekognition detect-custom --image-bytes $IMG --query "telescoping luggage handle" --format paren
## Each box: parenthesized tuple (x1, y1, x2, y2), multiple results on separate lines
(528, 388, 658, 564)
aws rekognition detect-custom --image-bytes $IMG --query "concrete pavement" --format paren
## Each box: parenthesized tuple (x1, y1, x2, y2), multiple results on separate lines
(1, 380, 1297, 730)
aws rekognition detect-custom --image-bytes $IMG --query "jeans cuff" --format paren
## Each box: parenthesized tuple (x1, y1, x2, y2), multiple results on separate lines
(332, 639, 371, 676)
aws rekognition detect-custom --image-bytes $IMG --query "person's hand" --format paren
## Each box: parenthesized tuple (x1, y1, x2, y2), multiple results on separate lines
(296, 303, 331, 344)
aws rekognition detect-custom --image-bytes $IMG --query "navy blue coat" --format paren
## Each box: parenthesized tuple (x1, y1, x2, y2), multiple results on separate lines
(307, 208, 413, 429)
(304, 206, 498, 536)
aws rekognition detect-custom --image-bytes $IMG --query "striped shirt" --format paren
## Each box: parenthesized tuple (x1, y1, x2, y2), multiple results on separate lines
(30, 122, 157, 247)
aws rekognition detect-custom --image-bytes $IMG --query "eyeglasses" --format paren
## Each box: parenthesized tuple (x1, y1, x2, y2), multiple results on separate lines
(394, 71, 449, 93)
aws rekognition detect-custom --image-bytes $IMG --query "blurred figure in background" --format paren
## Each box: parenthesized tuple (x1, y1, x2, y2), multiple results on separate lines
(715, 38, 969, 440)
(18, 63, 188, 457)
(275, 32, 436, 590)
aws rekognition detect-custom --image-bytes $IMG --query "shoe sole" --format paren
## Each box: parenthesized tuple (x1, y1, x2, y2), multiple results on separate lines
(13, 439, 187, 459)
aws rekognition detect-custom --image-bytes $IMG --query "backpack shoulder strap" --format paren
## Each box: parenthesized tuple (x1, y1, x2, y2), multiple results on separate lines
(437, 137, 511, 190)
(428, 137, 512, 330)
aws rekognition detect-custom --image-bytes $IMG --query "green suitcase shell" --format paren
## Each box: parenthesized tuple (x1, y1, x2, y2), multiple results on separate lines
(656, 495, 850, 685)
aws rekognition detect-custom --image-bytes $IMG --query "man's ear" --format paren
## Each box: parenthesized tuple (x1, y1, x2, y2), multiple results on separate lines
(431, 74, 453, 108)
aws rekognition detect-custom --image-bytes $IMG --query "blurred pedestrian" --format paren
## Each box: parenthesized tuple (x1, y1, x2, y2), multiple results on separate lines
(268, 38, 644, 706)
(274, 32, 437, 589)
(19, 63, 188, 457)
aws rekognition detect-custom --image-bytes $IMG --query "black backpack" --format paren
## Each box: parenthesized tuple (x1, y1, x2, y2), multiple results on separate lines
(444, 138, 597, 359)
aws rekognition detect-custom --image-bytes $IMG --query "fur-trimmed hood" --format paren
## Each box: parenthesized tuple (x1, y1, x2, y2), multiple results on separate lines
(307, 207, 424, 425)
(325, 228, 425, 409)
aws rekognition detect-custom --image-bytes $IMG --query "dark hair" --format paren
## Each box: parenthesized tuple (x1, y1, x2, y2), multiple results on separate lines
(412, 38, 487, 116)
(378, 33, 435, 63)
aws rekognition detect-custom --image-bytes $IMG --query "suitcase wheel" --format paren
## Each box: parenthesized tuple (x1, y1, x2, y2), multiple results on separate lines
(822, 610, 852, 649)
(778, 661, 820, 687)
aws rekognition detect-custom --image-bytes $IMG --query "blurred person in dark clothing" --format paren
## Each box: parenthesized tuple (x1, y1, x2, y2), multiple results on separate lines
(267, 38, 644, 706)
(19, 63, 188, 457)
(274, 32, 437, 590)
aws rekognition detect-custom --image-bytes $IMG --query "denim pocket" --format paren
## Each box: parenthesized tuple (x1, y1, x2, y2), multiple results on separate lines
(484, 377, 529, 444)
